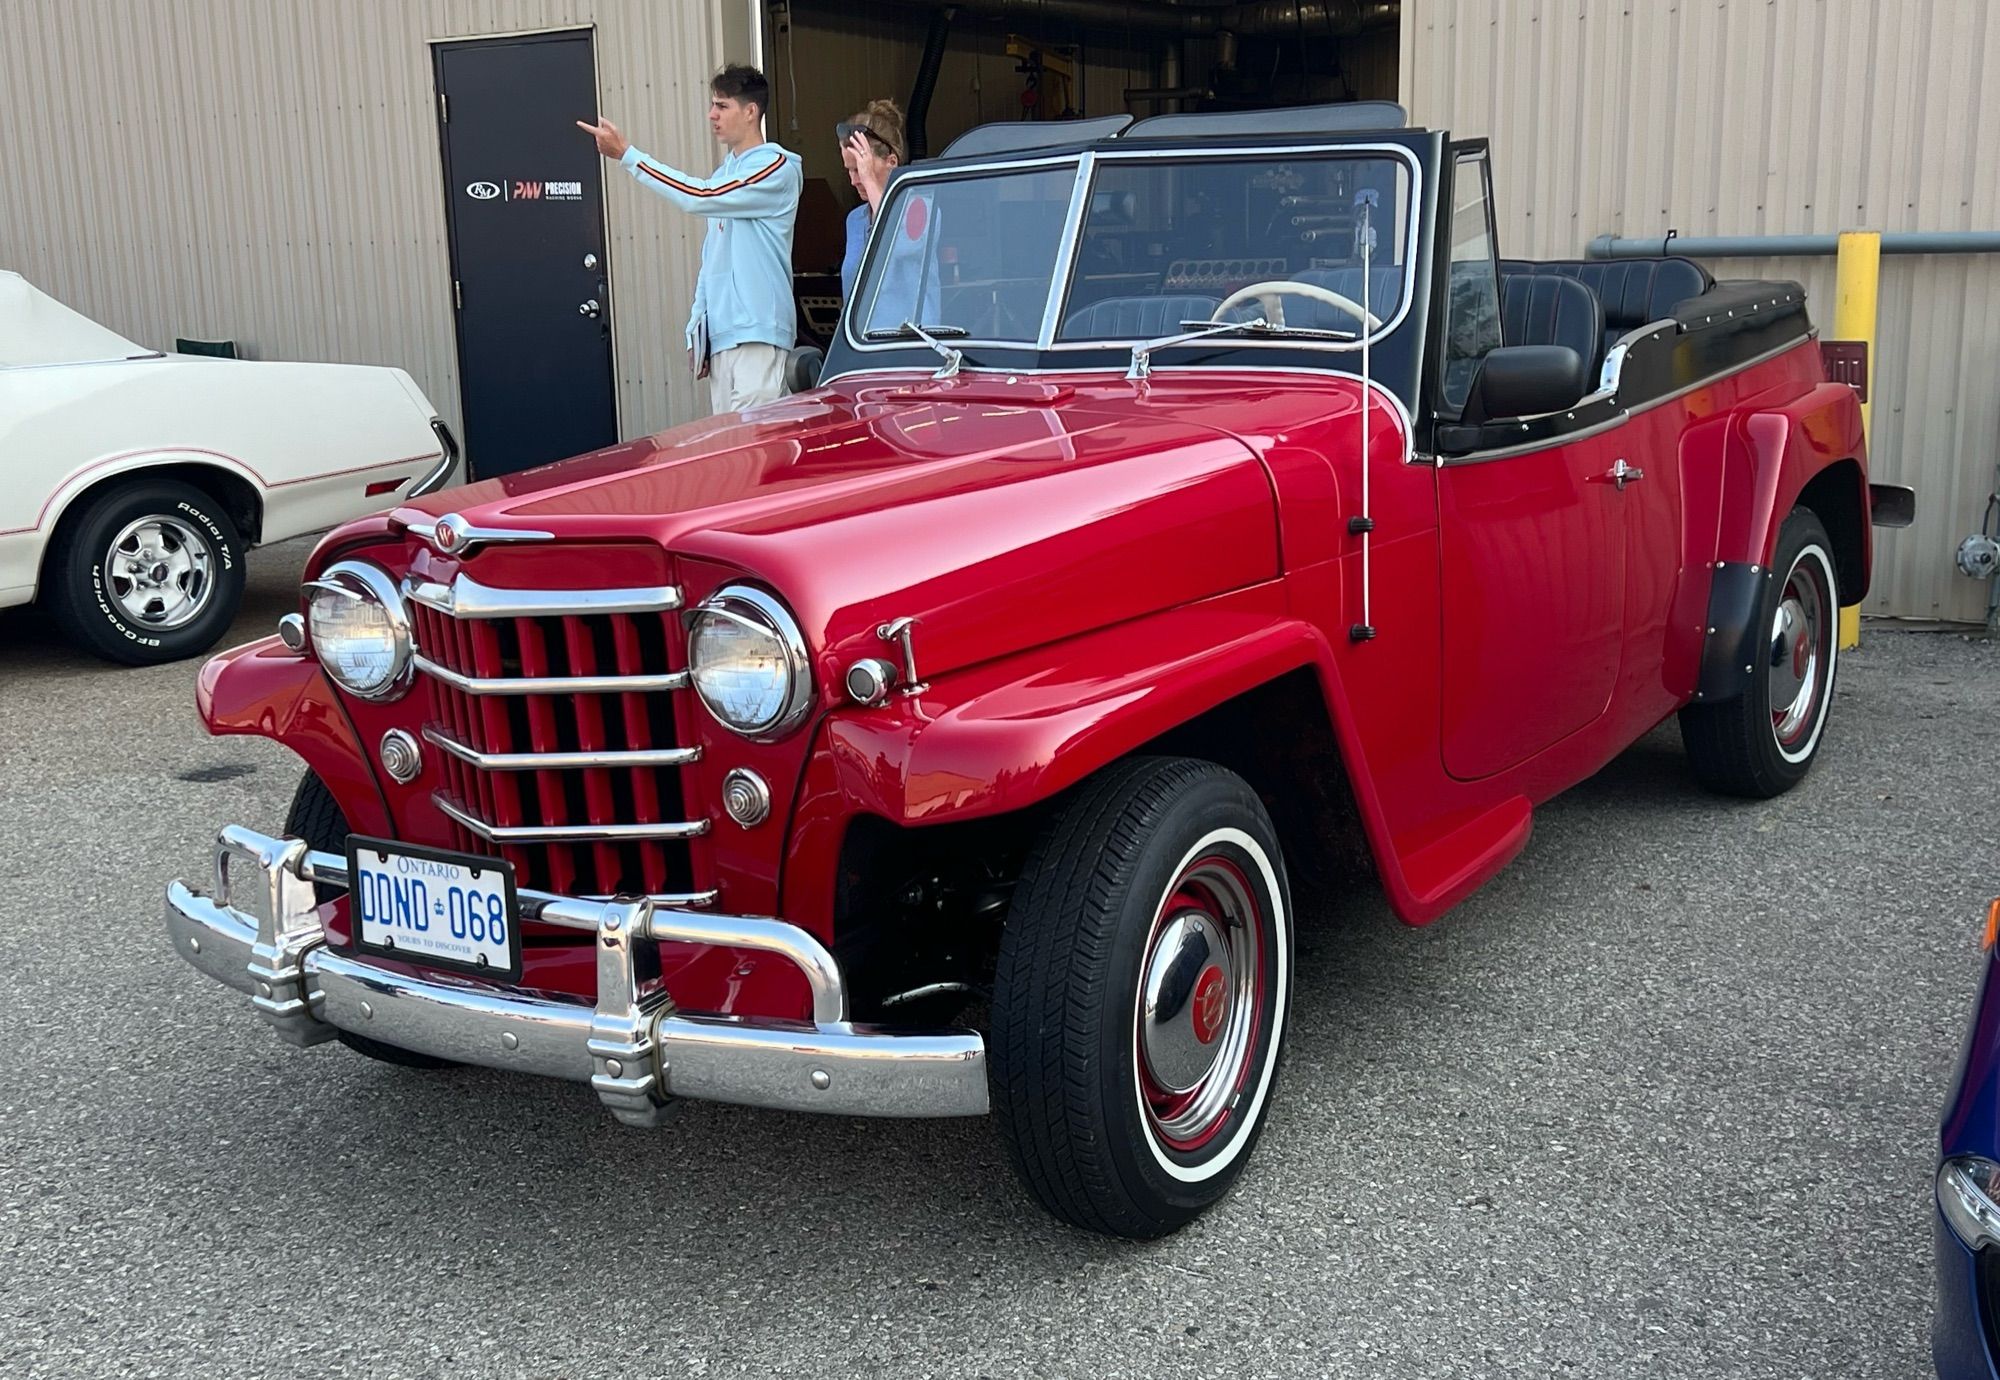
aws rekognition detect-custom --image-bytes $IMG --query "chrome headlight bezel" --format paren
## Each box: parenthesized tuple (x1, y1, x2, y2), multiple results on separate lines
(687, 584, 814, 741)
(304, 559, 414, 701)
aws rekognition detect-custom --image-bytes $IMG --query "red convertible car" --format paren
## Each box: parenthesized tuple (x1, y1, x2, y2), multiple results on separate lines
(166, 104, 1903, 1238)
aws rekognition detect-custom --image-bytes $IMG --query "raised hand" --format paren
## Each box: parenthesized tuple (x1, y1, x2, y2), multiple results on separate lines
(576, 117, 629, 160)
(847, 130, 891, 212)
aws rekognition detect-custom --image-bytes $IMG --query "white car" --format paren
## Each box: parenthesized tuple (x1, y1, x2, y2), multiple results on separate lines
(0, 271, 458, 664)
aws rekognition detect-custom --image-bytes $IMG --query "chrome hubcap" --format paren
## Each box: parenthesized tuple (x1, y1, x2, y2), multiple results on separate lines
(1768, 557, 1828, 746)
(107, 515, 215, 630)
(1140, 912, 1234, 1094)
(1136, 856, 1264, 1151)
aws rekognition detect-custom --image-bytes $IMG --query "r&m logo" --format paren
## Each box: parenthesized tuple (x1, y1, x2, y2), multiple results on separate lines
(465, 181, 500, 200)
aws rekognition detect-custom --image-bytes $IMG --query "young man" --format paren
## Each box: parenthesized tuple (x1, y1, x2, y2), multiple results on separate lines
(579, 65, 802, 415)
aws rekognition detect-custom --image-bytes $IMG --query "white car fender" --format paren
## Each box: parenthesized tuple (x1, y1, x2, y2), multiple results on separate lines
(0, 355, 450, 609)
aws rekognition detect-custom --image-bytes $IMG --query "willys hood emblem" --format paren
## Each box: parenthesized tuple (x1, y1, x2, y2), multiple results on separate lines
(402, 512, 555, 558)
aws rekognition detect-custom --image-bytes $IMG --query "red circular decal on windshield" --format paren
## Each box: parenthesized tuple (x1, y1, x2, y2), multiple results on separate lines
(903, 197, 929, 240)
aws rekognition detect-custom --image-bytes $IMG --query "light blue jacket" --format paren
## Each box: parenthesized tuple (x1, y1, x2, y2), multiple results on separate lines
(619, 141, 802, 354)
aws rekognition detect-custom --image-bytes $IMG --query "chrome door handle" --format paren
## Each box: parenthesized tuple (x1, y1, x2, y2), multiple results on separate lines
(578, 298, 601, 319)
(1607, 458, 1644, 489)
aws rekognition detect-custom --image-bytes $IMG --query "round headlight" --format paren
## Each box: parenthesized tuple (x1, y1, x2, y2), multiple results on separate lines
(688, 585, 813, 739)
(305, 560, 412, 700)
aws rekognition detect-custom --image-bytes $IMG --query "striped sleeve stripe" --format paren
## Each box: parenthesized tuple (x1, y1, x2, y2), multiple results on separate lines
(635, 152, 786, 198)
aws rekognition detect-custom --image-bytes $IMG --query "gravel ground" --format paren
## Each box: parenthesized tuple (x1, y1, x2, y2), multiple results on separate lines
(1, 537, 1994, 1379)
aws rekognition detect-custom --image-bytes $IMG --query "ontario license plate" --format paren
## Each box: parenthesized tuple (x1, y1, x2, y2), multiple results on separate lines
(346, 836, 520, 979)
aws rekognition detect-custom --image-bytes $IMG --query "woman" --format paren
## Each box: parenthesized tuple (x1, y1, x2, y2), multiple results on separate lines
(838, 100, 905, 299)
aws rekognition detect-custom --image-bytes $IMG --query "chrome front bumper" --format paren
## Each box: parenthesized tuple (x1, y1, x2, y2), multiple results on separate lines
(164, 826, 988, 1125)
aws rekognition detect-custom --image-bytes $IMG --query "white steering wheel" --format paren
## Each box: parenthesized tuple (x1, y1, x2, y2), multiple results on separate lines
(1213, 279, 1384, 332)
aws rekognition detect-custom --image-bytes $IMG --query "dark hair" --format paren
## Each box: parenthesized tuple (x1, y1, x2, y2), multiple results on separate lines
(711, 64, 770, 115)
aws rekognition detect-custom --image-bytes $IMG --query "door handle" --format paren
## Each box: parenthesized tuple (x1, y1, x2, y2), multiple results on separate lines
(1603, 458, 1643, 490)
(577, 298, 601, 319)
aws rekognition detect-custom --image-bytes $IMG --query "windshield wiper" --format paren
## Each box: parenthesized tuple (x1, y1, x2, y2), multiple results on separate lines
(1128, 317, 1359, 381)
(1175, 319, 1358, 341)
(1128, 318, 1264, 382)
(864, 321, 968, 378)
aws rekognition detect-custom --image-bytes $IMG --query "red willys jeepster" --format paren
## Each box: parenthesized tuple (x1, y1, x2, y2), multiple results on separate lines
(167, 104, 1909, 1239)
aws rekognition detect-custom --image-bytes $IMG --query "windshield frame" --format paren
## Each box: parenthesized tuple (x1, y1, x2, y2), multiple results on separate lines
(838, 140, 1426, 363)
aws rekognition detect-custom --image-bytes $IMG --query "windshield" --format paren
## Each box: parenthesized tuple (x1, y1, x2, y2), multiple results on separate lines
(848, 150, 1414, 352)
(853, 165, 1076, 342)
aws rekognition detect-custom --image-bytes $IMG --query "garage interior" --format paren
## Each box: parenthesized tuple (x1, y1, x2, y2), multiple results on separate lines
(763, 0, 1403, 345)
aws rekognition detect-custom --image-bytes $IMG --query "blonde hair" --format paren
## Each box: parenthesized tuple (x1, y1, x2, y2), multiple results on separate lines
(849, 98, 906, 165)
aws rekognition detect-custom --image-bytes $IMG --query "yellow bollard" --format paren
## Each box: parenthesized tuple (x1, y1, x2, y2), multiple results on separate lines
(1833, 230, 1880, 650)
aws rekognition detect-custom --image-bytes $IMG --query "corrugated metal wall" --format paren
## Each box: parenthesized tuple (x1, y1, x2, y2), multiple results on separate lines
(0, 0, 758, 448)
(1401, 0, 2000, 623)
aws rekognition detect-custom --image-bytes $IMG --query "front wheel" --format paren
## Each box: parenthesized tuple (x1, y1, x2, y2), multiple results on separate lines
(990, 757, 1293, 1239)
(1680, 506, 1841, 798)
(283, 771, 459, 1071)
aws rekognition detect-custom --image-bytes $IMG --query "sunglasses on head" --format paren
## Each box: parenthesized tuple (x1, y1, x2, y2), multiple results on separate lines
(837, 121, 891, 154)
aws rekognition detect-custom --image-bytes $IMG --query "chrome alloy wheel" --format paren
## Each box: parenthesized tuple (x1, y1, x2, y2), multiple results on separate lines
(1135, 854, 1266, 1154)
(1768, 547, 1833, 757)
(106, 514, 217, 630)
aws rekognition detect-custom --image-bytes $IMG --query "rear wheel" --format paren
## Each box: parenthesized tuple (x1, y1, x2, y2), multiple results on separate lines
(1680, 506, 1840, 798)
(44, 477, 245, 665)
(990, 757, 1292, 1239)
(284, 771, 459, 1071)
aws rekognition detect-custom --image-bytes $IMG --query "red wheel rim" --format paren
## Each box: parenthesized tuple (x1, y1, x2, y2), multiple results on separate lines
(1134, 853, 1266, 1155)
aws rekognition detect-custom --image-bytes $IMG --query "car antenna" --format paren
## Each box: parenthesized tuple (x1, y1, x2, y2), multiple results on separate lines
(1349, 188, 1379, 644)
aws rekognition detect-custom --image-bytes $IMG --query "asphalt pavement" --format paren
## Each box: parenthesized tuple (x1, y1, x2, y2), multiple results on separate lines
(2, 537, 1995, 1379)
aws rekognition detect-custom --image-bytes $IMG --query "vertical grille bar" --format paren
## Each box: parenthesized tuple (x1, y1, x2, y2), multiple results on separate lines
(467, 618, 529, 879)
(513, 617, 575, 894)
(562, 616, 624, 890)
(612, 611, 669, 894)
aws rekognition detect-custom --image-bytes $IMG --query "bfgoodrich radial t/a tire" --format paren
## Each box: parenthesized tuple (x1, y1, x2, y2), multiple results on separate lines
(990, 756, 1293, 1239)
(1680, 506, 1841, 799)
(44, 477, 246, 666)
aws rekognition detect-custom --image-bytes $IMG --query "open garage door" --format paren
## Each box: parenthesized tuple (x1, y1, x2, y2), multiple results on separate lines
(764, 0, 1404, 347)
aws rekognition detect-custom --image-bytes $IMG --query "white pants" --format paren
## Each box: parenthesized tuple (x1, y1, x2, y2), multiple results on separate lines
(708, 343, 788, 415)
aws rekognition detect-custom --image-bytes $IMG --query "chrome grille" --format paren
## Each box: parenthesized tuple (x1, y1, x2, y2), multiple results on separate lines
(406, 574, 715, 905)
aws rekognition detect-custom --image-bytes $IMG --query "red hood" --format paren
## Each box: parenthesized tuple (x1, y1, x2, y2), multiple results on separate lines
(382, 373, 1361, 682)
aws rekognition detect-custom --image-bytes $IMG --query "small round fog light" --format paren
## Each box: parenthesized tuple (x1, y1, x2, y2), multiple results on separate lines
(722, 768, 771, 828)
(845, 657, 899, 706)
(380, 728, 423, 784)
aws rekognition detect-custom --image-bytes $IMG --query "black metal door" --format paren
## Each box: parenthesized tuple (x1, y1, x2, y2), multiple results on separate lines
(434, 30, 616, 479)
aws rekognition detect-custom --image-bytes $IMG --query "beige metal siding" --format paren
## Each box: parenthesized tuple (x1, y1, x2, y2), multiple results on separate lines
(0, 0, 758, 455)
(1401, 0, 2000, 623)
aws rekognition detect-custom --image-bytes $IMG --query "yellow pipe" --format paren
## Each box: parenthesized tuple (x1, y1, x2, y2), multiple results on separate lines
(1832, 230, 1880, 650)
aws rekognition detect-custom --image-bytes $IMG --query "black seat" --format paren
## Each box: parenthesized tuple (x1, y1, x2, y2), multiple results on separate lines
(1063, 294, 1221, 339)
(1497, 271, 1604, 371)
(1499, 256, 1712, 357)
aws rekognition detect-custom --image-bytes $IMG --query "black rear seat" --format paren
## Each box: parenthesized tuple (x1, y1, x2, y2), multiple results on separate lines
(1499, 256, 1713, 358)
